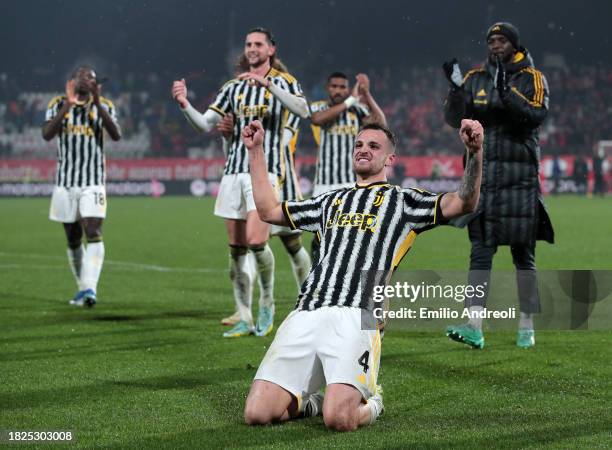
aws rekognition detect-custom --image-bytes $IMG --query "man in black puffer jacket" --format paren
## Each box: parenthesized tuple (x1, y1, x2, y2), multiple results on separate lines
(442, 22, 554, 349)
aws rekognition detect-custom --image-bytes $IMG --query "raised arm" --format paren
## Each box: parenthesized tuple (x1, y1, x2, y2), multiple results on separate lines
(237, 72, 309, 119)
(494, 58, 549, 128)
(356, 74, 387, 126)
(311, 82, 360, 126)
(172, 78, 222, 133)
(90, 82, 121, 141)
(439, 119, 483, 219)
(442, 59, 474, 129)
(244, 120, 288, 226)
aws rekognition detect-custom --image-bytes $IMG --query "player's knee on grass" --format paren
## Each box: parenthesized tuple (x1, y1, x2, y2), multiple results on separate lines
(63, 222, 83, 248)
(280, 234, 302, 255)
(82, 218, 103, 242)
(323, 407, 358, 432)
(244, 381, 294, 425)
(323, 385, 362, 432)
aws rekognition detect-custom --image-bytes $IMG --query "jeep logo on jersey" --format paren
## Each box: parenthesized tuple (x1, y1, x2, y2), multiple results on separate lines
(328, 124, 359, 136)
(326, 211, 378, 232)
(240, 104, 269, 118)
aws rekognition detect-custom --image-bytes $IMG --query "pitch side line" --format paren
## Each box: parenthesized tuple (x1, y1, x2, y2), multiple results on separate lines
(0, 252, 293, 274)
(0, 252, 222, 274)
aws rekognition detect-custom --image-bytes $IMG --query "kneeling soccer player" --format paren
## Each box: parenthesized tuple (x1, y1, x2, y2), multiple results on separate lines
(242, 118, 483, 430)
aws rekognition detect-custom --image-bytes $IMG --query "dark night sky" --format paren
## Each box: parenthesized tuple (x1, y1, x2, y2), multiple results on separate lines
(2, 0, 611, 86)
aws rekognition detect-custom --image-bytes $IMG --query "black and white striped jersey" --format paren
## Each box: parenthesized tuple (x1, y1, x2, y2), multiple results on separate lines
(279, 113, 302, 201)
(209, 68, 305, 178)
(282, 182, 444, 311)
(45, 95, 118, 187)
(310, 100, 369, 186)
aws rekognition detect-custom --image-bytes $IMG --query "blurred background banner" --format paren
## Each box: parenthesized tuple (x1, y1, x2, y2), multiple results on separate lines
(1, 155, 609, 196)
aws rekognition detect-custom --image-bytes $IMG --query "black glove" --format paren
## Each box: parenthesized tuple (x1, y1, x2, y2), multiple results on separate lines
(494, 56, 509, 97)
(442, 58, 463, 89)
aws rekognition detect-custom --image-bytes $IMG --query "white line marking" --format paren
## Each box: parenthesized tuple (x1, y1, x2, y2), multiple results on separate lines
(0, 252, 294, 274)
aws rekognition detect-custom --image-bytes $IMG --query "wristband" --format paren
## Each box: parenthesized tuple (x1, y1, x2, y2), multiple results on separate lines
(343, 96, 357, 109)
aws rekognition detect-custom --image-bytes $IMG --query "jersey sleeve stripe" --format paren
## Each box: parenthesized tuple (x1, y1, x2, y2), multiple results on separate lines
(391, 230, 417, 269)
(282, 201, 298, 230)
(208, 105, 226, 117)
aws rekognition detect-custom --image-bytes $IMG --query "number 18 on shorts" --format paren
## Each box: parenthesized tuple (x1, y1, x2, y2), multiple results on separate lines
(49, 186, 107, 223)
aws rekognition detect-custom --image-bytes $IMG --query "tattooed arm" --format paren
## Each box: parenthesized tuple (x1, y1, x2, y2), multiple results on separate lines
(439, 119, 483, 219)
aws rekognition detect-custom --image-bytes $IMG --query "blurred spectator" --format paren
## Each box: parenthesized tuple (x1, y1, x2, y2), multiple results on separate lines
(573, 155, 588, 195)
(592, 148, 608, 196)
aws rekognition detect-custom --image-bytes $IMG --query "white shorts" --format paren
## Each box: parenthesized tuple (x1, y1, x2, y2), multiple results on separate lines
(214, 173, 279, 220)
(313, 182, 354, 197)
(255, 306, 381, 401)
(49, 185, 107, 223)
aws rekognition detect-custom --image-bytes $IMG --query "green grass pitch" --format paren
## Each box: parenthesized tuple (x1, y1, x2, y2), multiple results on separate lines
(1, 195, 611, 449)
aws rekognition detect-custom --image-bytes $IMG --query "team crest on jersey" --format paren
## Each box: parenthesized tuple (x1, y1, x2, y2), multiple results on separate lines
(373, 192, 385, 207)
(333, 198, 343, 206)
(348, 111, 357, 120)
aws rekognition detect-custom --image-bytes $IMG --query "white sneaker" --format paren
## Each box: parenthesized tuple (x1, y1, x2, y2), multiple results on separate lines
(367, 385, 384, 424)
(221, 311, 240, 326)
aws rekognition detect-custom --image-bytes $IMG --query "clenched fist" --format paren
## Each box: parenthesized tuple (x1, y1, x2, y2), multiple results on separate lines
(242, 120, 265, 150)
(172, 78, 188, 108)
(460, 119, 484, 153)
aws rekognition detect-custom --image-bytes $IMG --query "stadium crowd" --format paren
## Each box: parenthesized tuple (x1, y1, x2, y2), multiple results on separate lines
(1, 62, 612, 159)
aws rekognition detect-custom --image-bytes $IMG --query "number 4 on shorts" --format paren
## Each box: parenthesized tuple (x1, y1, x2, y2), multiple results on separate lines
(358, 350, 369, 373)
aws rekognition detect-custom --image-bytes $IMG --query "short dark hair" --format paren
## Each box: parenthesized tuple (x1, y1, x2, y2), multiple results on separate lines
(70, 65, 96, 79)
(248, 27, 276, 46)
(327, 72, 348, 82)
(358, 123, 397, 151)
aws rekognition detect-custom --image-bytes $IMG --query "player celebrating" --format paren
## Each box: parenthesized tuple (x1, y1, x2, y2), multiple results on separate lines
(216, 111, 312, 325)
(171, 27, 309, 338)
(309, 72, 386, 260)
(241, 118, 484, 430)
(271, 112, 311, 288)
(42, 66, 121, 307)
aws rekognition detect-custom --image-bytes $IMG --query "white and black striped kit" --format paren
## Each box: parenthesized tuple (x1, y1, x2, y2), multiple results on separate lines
(209, 68, 304, 178)
(310, 101, 369, 186)
(45, 96, 117, 187)
(283, 182, 443, 311)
